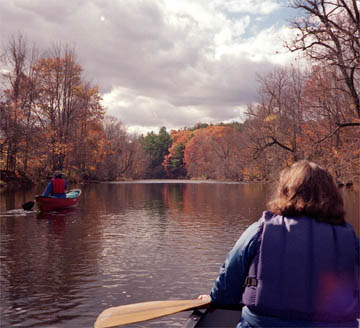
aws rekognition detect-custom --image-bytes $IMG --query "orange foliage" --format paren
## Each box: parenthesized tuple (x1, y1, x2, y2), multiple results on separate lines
(184, 126, 245, 180)
(162, 129, 198, 177)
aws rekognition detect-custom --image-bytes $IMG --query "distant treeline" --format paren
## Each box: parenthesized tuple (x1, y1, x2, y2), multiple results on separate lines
(1, 1, 359, 186)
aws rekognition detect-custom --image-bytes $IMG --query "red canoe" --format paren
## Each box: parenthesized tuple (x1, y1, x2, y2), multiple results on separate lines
(35, 189, 81, 212)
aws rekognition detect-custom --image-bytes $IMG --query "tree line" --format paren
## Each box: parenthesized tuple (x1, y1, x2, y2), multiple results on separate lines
(1, 0, 359, 186)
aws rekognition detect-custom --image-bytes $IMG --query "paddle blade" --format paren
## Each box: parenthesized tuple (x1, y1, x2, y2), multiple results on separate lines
(22, 201, 35, 211)
(94, 299, 210, 328)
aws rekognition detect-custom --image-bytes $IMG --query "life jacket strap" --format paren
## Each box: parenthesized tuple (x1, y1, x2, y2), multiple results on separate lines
(244, 276, 258, 287)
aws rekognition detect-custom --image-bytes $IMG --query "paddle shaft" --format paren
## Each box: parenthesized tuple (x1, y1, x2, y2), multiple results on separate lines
(94, 299, 211, 328)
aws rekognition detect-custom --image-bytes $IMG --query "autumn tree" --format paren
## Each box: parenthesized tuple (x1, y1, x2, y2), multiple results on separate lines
(62, 79, 105, 180)
(243, 62, 359, 182)
(184, 126, 245, 180)
(302, 65, 360, 180)
(1, 34, 154, 183)
(127, 138, 150, 178)
(24, 44, 106, 180)
(33, 45, 82, 171)
(1, 37, 110, 182)
(163, 129, 195, 178)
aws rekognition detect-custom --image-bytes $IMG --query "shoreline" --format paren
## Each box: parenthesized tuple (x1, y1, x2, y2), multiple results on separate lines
(1, 171, 358, 192)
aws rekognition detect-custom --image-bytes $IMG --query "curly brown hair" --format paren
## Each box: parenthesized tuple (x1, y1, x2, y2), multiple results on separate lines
(267, 160, 345, 225)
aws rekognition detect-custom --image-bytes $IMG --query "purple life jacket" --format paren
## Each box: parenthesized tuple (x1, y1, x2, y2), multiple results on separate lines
(242, 211, 359, 322)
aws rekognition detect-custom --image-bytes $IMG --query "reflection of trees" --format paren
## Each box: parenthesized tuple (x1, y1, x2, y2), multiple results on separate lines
(1, 182, 358, 327)
(162, 183, 186, 211)
(180, 183, 268, 226)
(1, 192, 16, 211)
(83, 182, 171, 218)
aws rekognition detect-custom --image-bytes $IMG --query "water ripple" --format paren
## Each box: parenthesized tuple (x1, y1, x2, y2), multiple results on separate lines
(1, 182, 358, 327)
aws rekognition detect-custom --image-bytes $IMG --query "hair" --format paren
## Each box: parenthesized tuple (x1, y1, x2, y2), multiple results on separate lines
(54, 171, 63, 178)
(267, 160, 345, 225)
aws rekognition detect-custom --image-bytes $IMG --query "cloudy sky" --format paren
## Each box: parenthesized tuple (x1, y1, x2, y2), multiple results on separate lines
(1, 0, 300, 135)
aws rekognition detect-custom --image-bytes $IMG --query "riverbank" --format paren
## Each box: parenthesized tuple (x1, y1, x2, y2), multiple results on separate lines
(1, 170, 358, 192)
(0, 170, 34, 191)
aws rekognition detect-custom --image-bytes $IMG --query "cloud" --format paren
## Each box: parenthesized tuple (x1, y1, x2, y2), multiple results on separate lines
(0, 0, 295, 134)
(216, 0, 281, 15)
(102, 86, 249, 135)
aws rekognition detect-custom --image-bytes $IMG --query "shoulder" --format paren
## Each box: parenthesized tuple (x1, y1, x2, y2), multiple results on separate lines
(235, 220, 260, 244)
(231, 218, 263, 257)
(344, 222, 360, 262)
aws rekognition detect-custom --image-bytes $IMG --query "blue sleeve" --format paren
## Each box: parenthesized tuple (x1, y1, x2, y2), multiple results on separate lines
(210, 221, 261, 305)
(42, 181, 52, 197)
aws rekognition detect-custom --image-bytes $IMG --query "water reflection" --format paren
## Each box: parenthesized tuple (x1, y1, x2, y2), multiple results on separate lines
(0, 181, 358, 327)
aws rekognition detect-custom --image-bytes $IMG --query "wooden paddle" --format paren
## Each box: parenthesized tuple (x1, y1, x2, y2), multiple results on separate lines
(94, 299, 211, 328)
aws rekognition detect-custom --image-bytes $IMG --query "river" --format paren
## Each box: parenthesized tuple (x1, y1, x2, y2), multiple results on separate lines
(0, 181, 359, 327)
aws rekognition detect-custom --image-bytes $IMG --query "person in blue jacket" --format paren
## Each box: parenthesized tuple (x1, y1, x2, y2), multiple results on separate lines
(42, 171, 67, 198)
(199, 160, 360, 327)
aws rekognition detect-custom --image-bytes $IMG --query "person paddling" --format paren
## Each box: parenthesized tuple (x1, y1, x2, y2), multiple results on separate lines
(199, 160, 360, 327)
(42, 171, 67, 198)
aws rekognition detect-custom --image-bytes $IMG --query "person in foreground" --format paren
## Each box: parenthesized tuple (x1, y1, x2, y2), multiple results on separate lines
(199, 160, 360, 327)
(42, 171, 67, 198)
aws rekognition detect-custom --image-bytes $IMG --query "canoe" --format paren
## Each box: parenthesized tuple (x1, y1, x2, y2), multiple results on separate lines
(184, 309, 360, 328)
(184, 308, 242, 328)
(35, 189, 81, 212)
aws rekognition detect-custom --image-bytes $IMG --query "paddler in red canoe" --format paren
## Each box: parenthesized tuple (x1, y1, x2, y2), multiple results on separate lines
(42, 171, 67, 198)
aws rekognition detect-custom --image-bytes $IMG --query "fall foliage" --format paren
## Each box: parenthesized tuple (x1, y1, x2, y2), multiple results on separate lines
(184, 125, 245, 180)
(1, 0, 360, 190)
(0, 35, 147, 184)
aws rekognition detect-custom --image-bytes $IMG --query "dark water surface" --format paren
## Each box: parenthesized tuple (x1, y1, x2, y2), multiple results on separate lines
(0, 181, 359, 328)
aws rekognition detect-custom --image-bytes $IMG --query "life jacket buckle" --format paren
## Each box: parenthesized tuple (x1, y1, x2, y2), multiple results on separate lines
(244, 276, 258, 287)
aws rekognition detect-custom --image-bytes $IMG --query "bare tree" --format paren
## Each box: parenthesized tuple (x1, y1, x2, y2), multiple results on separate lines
(246, 66, 308, 163)
(287, 0, 360, 128)
(0, 33, 39, 172)
(100, 116, 148, 180)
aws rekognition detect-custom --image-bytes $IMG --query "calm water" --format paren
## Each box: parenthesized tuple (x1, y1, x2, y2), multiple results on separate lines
(0, 181, 359, 328)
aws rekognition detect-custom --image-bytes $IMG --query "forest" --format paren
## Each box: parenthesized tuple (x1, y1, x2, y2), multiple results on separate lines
(1, 0, 359, 188)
